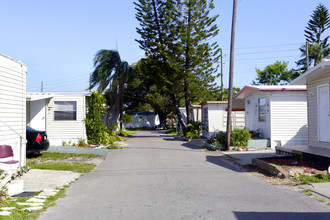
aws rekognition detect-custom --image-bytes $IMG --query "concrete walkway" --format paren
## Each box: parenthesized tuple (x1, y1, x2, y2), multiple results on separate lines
(223, 149, 330, 199)
(37, 131, 330, 220)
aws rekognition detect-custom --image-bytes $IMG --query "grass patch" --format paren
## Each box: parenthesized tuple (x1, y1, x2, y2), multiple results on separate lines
(298, 174, 330, 184)
(300, 189, 313, 196)
(314, 197, 327, 203)
(27, 152, 105, 160)
(165, 128, 177, 135)
(0, 186, 69, 219)
(27, 161, 96, 173)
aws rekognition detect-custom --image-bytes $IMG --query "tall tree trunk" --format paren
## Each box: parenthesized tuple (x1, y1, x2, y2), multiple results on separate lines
(108, 85, 121, 128)
(171, 94, 187, 135)
(158, 112, 167, 126)
(184, 0, 192, 124)
(119, 83, 124, 130)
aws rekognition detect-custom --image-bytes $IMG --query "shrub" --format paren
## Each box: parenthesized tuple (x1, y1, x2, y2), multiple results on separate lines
(206, 128, 251, 149)
(85, 91, 107, 145)
(207, 132, 226, 148)
(230, 128, 251, 148)
(122, 114, 133, 123)
(78, 138, 87, 146)
(185, 121, 202, 139)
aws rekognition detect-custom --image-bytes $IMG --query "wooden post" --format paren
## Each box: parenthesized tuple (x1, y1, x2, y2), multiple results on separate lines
(225, 0, 237, 151)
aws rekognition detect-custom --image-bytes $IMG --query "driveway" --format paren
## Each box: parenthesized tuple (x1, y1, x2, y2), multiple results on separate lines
(38, 130, 330, 220)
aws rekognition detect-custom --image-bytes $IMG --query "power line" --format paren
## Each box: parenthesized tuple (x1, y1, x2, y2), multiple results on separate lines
(235, 49, 298, 56)
(235, 55, 298, 61)
(222, 42, 303, 50)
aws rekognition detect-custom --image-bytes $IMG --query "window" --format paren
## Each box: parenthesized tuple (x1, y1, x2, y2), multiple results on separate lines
(54, 101, 77, 121)
(258, 98, 266, 122)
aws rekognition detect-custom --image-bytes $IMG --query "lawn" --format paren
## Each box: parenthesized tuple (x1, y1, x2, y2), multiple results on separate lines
(26, 152, 105, 173)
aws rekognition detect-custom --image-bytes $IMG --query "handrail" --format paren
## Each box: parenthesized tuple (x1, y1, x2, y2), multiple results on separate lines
(0, 119, 27, 142)
(0, 118, 26, 168)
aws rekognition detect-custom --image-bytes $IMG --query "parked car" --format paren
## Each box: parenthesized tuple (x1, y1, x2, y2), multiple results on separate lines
(155, 124, 167, 130)
(26, 126, 49, 154)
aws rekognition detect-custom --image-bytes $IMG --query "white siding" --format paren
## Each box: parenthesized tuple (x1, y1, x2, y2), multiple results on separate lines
(307, 73, 330, 148)
(208, 103, 227, 135)
(203, 103, 245, 138)
(244, 92, 271, 138)
(0, 54, 27, 168)
(46, 95, 87, 146)
(270, 92, 308, 148)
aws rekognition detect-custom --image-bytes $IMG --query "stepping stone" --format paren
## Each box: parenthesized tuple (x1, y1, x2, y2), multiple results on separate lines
(34, 195, 48, 199)
(39, 190, 58, 197)
(27, 198, 46, 203)
(0, 211, 11, 216)
(1, 207, 15, 211)
(22, 206, 43, 211)
(17, 202, 44, 207)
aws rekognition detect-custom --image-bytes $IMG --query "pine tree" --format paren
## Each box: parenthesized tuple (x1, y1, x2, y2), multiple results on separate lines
(297, 3, 330, 70)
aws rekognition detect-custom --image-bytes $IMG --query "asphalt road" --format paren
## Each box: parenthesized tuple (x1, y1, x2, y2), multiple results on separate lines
(38, 131, 330, 220)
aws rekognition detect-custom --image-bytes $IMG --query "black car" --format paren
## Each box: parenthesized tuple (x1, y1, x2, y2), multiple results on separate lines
(26, 126, 49, 154)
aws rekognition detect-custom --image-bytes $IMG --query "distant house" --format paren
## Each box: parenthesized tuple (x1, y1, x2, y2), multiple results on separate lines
(124, 111, 159, 129)
(0, 53, 27, 195)
(26, 92, 90, 146)
(201, 101, 245, 138)
(290, 59, 330, 164)
(233, 85, 307, 149)
(179, 105, 202, 124)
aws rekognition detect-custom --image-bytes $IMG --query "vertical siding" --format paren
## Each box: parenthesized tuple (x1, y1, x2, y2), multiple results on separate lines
(244, 92, 271, 138)
(208, 103, 227, 135)
(307, 73, 330, 148)
(204, 103, 245, 138)
(0, 54, 27, 167)
(45, 94, 87, 146)
(270, 92, 308, 148)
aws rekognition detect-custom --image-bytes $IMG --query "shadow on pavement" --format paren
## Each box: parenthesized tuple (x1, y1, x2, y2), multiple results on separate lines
(233, 211, 330, 220)
(206, 155, 243, 173)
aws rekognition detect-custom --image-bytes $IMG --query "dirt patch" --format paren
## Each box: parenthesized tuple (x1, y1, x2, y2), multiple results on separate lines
(261, 157, 328, 176)
(43, 157, 105, 166)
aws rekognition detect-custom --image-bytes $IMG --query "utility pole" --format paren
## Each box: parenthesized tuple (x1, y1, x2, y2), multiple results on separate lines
(41, 81, 43, 92)
(306, 42, 309, 71)
(89, 72, 92, 89)
(220, 48, 224, 101)
(225, 0, 237, 151)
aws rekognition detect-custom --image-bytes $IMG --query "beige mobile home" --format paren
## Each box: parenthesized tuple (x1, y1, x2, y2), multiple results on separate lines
(233, 85, 307, 149)
(27, 92, 89, 146)
(290, 59, 330, 164)
(0, 53, 27, 195)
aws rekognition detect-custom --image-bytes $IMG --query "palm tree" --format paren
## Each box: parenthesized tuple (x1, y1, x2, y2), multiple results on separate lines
(89, 50, 135, 128)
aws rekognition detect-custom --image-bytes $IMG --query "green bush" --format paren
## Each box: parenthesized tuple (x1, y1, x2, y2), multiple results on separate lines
(206, 128, 251, 149)
(206, 132, 226, 148)
(230, 128, 251, 148)
(185, 121, 202, 139)
(122, 114, 133, 123)
(85, 91, 107, 145)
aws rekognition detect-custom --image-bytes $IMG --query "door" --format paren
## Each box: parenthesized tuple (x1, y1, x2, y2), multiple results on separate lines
(30, 99, 46, 131)
(318, 84, 330, 142)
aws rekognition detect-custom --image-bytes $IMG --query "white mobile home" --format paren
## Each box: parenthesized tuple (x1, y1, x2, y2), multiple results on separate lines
(233, 85, 307, 149)
(26, 92, 89, 146)
(179, 105, 202, 124)
(0, 53, 27, 195)
(201, 101, 245, 138)
(124, 111, 159, 129)
(290, 59, 330, 163)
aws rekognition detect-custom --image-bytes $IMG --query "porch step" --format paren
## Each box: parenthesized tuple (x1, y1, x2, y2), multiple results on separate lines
(7, 179, 24, 196)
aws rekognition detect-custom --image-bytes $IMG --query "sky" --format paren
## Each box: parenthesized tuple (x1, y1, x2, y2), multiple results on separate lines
(0, 0, 329, 93)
